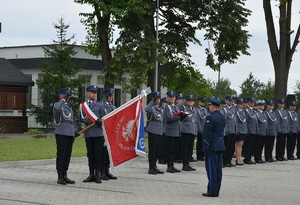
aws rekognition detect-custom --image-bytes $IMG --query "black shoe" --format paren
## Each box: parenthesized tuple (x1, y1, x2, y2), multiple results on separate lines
(63, 171, 75, 184)
(106, 171, 117, 180)
(288, 157, 295, 160)
(187, 164, 196, 171)
(100, 171, 109, 180)
(277, 158, 283, 161)
(229, 163, 236, 167)
(95, 169, 102, 183)
(297, 156, 300, 160)
(57, 177, 67, 185)
(174, 160, 182, 163)
(202, 193, 218, 197)
(244, 160, 255, 165)
(266, 159, 273, 163)
(225, 163, 232, 167)
(255, 159, 265, 164)
(171, 165, 181, 172)
(83, 174, 95, 182)
(182, 165, 191, 171)
(167, 167, 175, 173)
(154, 167, 164, 174)
(148, 168, 157, 175)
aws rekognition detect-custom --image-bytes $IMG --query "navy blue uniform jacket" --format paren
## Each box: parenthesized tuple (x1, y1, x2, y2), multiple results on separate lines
(203, 110, 226, 152)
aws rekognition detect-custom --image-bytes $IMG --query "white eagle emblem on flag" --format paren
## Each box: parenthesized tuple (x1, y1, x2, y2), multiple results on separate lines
(122, 120, 135, 142)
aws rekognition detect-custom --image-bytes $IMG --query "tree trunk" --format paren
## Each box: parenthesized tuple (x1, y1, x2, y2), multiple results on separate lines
(94, 4, 114, 89)
(263, 0, 300, 101)
(144, 0, 157, 103)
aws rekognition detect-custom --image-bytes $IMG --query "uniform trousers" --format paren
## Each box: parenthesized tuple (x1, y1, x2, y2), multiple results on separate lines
(264, 135, 275, 160)
(85, 137, 104, 170)
(243, 134, 257, 161)
(181, 133, 194, 164)
(196, 133, 204, 160)
(254, 135, 266, 161)
(102, 145, 110, 170)
(148, 133, 160, 168)
(157, 134, 167, 162)
(175, 138, 182, 161)
(297, 132, 300, 158)
(287, 133, 297, 159)
(223, 133, 236, 165)
(55, 134, 74, 171)
(166, 136, 180, 163)
(205, 151, 223, 196)
(276, 134, 287, 160)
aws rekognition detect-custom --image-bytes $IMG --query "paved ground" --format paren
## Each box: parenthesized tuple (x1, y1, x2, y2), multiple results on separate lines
(0, 156, 300, 205)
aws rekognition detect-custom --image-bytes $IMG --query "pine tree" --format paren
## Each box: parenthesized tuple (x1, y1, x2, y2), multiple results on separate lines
(31, 17, 90, 130)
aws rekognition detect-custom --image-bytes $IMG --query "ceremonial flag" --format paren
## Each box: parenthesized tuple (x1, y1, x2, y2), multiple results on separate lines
(102, 88, 150, 168)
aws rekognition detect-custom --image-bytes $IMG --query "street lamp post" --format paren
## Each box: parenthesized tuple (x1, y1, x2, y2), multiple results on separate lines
(154, 0, 159, 92)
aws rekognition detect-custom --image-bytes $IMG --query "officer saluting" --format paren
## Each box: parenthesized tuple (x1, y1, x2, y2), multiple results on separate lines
(145, 92, 164, 175)
(79, 85, 103, 183)
(53, 88, 77, 185)
(202, 97, 226, 197)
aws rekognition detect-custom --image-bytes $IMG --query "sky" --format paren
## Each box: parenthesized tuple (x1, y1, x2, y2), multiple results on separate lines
(1, 0, 300, 94)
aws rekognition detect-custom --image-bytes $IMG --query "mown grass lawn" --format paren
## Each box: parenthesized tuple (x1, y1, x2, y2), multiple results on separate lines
(0, 137, 86, 162)
(0, 136, 150, 162)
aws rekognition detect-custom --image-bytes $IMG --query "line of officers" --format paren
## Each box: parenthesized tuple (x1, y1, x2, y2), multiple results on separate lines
(145, 92, 300, 174)
(53, 86, 117, 185)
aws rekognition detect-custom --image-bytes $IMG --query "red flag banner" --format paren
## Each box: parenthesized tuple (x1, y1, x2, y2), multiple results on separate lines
(102, 88, 150, 168)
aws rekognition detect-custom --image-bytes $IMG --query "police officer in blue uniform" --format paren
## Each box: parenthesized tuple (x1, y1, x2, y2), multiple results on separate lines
(275, 99, 289, 161)
(243, 97, 258, 164)
(202, 97, 226, 197)
(164, 91, 182, 173)
(235, 98, 247, 165)
(287, 101, 298, 160)
(145, 92, 165, 175)
(53, 88, 77, 185)
(196, 96, 209, 161)
(179, 95, 197, 171)
(264, 100, 277, 162)
(158, 97, 168, 164)
(175, 93, 184, 163)
(79, 85, 103, 183)
(222, 95, 237, 167)
(254, 100, 268, 163)
(99, 88, 118, 180)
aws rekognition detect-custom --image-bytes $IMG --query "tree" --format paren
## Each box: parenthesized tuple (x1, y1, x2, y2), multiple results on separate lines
(208, 78, 237, 99)
(293, 80, 300, 102)
(239, 72, 264, 99)
(263, 0, 300, 100)
(75, 0, 251, 100)
(31, 17, 90, 129)
(259, 80, 275, 100)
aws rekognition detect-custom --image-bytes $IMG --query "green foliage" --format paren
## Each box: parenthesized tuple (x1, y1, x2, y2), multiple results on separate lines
(259, 80, 275, 101)
(203, 0, 251, 70)
(293, 80, 300, 102)
(0, 125, 5, 134)
(207, 78, 237, 99)
(25, 129, 43, 135)
(239, 72, 265, 99)
(31, 17, 91, 127)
